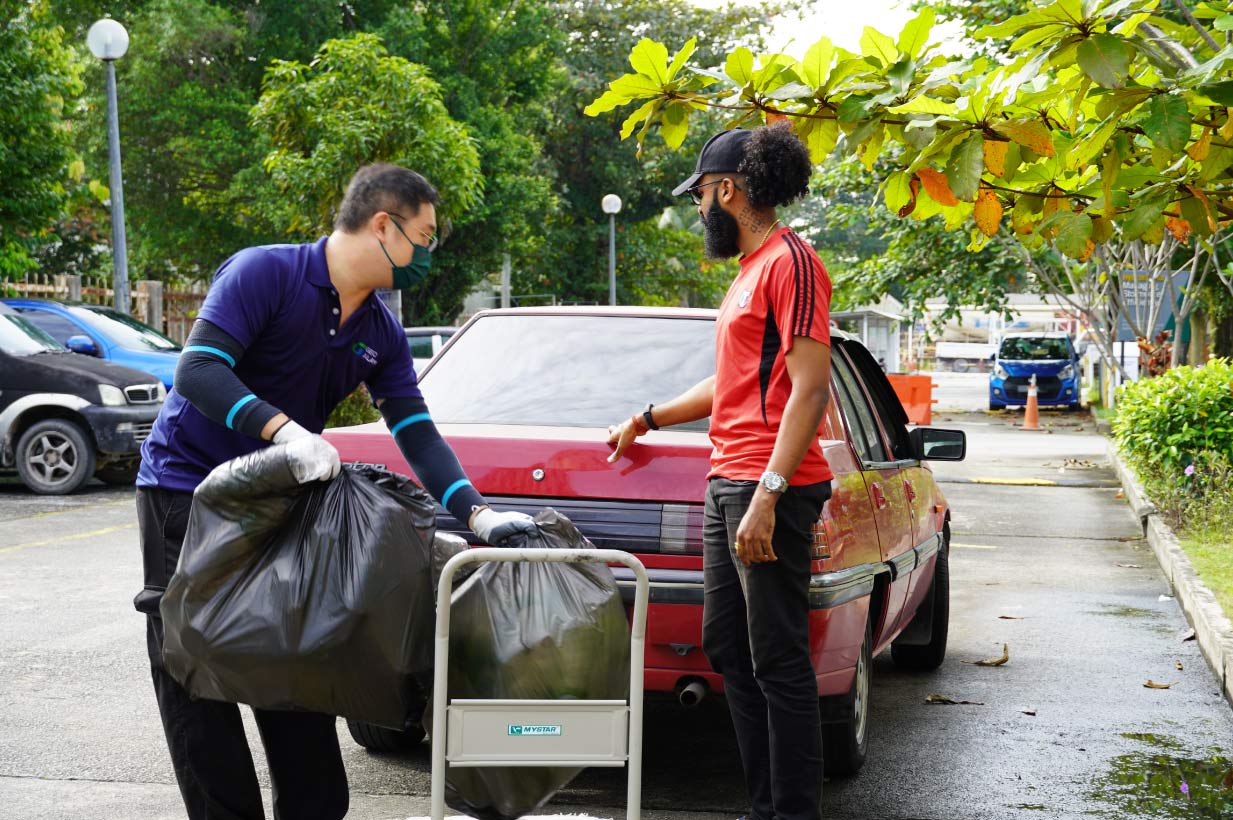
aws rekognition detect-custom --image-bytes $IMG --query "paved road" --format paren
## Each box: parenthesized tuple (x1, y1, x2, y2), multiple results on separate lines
(2, 412, 1231, 820)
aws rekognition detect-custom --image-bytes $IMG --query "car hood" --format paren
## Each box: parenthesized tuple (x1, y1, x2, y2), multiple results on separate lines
(113, 349, 178, 387)
(998, 359, 1071, 377)
(25, 351, 162, 389)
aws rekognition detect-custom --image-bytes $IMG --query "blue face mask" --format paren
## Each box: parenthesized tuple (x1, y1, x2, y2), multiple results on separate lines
(381, 220, 433, 289)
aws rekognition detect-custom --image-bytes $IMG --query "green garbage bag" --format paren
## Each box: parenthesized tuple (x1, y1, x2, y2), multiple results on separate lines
(428, 509, 630, 820)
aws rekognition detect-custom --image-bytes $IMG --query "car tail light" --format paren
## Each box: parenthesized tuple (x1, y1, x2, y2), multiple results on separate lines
(811, 519, 833, 560)
(660, 503, 704, 554)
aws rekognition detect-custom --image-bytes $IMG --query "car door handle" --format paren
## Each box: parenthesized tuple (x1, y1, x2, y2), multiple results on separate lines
(870, 483, 888, 509)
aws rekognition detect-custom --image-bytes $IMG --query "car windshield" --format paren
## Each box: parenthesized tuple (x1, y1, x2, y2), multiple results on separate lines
(0, 314, 67, 356)
(999, 337, 1072, 360)
(421, 314, 716, 430)
(73, 306, 181, 351)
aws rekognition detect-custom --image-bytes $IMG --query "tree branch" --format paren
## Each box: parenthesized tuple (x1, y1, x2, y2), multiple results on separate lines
(1172, 0, 1222, 53)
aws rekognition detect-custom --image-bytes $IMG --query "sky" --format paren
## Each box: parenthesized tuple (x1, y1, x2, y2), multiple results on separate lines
(689, 0, 960, 56)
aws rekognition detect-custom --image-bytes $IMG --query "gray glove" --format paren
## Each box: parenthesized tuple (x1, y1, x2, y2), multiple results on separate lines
(279, 431, 341, 484)
(471, 507, 537, 545)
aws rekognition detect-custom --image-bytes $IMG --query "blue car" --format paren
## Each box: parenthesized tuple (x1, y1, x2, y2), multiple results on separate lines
(988, 332, 1081, 411)
(3, 298, 181, 388)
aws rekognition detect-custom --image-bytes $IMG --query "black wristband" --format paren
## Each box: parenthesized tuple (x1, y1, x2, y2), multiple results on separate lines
(642, 403, 660, 431)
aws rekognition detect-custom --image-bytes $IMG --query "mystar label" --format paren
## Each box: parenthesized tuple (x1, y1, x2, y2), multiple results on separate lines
(507, 725, 562, 736)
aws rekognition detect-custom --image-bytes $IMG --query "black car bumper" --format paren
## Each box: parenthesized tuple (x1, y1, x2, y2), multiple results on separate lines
(81, 404, 160, 455)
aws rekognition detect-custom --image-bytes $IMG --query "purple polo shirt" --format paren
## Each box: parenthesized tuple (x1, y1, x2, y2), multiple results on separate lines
(137, 238, 420, 492)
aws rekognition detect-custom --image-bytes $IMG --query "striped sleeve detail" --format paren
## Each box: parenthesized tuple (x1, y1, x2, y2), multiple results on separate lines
(225, 394, 257, 429)
(182, 345, 236, 367)
(779, 232, 807, 337)
(784, 232, 818, 337)
(441, 478, 473, 509)
(390, 413, 432, 436)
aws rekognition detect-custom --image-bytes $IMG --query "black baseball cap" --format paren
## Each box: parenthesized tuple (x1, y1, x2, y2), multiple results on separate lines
(672, 129, 753, 197)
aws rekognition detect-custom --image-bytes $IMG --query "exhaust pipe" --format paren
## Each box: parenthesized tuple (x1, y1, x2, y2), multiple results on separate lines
(675, 677, 709, 707)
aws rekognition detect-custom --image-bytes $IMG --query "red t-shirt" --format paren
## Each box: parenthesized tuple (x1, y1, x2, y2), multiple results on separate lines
(708, 227, 834, 485)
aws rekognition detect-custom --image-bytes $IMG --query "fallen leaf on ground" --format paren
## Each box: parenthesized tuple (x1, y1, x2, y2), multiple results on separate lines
(1115, 489, 1126, 499)
(1176, 661, 1184, 671)
(1144, 680, 1179, 689)
(1115, 562, 1142, 568)
(1180, 629, 1196, 642)
(998, 615, 1024, 620)
(963, 643, 1009, 667)
(926, 694, 985, 705)
(1021, 708, 1037, 716)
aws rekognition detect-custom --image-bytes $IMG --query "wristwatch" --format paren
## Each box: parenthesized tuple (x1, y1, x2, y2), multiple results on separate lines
(759, 470, 788, 494)
(642, 403, 660, 431)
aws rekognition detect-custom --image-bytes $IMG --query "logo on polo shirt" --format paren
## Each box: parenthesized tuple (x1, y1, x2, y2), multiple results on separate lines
(351, 342, 379, 365)
(738, 289, 752, 309)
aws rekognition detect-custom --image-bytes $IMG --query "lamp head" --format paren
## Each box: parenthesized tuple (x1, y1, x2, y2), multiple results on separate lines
(601, 194, 622, 215)
(87, 19, 129, 61)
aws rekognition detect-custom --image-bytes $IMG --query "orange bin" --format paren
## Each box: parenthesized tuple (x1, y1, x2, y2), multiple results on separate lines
(886, 374, 936, 426)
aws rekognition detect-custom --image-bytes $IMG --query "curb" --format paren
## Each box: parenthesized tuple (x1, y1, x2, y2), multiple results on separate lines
(936, 475, 1121, 488)
(1106, 440, 1233, 707)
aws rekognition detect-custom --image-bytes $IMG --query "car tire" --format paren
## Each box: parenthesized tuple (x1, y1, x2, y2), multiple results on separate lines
(15, 419, 96, 495)
(821, 614, 872, 778)
(891, 532, 950, 672)
(988, 400, 1005, 411)
(345, 719, 426, 753)
(96, 460, 139, 485)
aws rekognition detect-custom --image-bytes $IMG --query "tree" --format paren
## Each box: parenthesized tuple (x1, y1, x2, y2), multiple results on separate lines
(0, 0, 83, 283)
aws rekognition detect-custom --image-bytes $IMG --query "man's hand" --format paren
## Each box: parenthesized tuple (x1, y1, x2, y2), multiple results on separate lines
(734, 492, 778, 567)
(606, 416, 645, 463)
(281, 434, 342, 484)
(470, 507, 537, 545)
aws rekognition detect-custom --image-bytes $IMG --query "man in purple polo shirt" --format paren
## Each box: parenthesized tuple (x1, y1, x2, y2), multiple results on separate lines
(135, 164, 534, 820)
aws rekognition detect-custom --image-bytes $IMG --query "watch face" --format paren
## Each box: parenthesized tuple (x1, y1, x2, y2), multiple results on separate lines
(761, 472, 786, 492)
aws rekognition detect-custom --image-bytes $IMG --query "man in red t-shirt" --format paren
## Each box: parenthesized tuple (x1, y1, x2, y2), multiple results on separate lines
(607, 124, 833, 820)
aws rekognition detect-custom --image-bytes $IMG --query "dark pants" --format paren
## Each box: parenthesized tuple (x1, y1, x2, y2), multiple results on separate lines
(702, 477, 832, 820)
(136, 487, 349, 820)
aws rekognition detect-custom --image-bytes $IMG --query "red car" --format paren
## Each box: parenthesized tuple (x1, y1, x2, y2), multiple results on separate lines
(325, 307, 965, 775)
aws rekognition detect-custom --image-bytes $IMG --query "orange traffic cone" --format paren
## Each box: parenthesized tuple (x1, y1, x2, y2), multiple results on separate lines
(1022, 374, 1041, 431)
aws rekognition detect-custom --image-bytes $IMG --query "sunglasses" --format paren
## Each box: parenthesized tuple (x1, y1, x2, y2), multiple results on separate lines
(686, 178, 741, 206)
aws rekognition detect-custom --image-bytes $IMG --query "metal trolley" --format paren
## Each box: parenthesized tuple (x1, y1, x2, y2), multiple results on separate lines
(430, 547, 650, 820)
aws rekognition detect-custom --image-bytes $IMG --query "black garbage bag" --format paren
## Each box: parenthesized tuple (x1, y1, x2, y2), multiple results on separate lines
(160, 445, 437, 729)
(426, 509, 630, 820)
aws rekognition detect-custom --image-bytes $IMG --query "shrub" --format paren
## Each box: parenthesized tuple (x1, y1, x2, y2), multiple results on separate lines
(326, 384, 381, 429)
(1113, 359, 1233, 531)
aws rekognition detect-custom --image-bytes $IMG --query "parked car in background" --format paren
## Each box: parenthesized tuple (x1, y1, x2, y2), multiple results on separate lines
(326, 307, 966, 775)
(0, 303, 164, 493)
(988, 331, 1081, 411)
(404, 326, 456, 371)
(3, 298, 181, 389)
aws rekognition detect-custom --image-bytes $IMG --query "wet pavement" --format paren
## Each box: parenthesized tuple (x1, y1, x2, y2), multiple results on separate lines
(2, 412, 1232, 819)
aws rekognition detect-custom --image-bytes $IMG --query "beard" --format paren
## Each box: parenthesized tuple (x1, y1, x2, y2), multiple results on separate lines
(702, 197, 742, 259)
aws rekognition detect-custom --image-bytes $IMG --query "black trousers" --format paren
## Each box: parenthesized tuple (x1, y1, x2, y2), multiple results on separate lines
(701, 477, 832, 820)
(135, 487, 349, 820)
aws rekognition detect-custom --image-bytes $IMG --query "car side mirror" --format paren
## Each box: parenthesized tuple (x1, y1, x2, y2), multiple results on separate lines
(909, 427, 966, 461)
(66, 335, 99, 356)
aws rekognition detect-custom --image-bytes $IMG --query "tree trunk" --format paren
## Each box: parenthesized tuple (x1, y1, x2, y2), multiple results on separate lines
(1215, 312, 1233, 359)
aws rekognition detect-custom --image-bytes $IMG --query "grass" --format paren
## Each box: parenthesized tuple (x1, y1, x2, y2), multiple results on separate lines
(1180, 531, 1233, 622)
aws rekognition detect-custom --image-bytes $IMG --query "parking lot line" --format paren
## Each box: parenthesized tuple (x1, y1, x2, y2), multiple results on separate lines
(951, 543, 999, 550)
(0, 523, 136, 556)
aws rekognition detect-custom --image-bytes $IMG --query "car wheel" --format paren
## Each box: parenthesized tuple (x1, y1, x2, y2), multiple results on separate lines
(15, 419, 96, 495)
(96, 460, 139, 485)
(821, 614, 872, 777)
(891, 532, 950, 672)
(345, 719, 426, 753)
(988, 400, 1005, 411)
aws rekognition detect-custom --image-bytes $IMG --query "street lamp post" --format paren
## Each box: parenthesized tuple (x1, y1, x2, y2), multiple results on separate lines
(87, 19, 131, 315)
(601, 194, 622, 306)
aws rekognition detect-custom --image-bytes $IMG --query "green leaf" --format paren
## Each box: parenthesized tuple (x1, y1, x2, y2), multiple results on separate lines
(860, 27, 898, 66)
(889, 96, 956, 116)
(1197, 81, 1233, 106)
(585, 87, 632, 117)
(629, 39, 669, 85)
(1122, 193, 1171, 240)
(666, 39, 698, 83)
(726, 47, 754, 86)
(1055, 212, 1093, 259)
(799, 37, 835, 88)
(1200, 143, 1233, 183)
(992, 118, 1055, 156)
(620, 99, 657, 140)
(975, 10, 1055, 40)
(898, 8, 935, 59)
(1142, 95, 1191, 154)
(1217, 15, 1233, 31)
(1077, 34, 1131, 89)
(837, 95, 874, 122)
(888, 59, 915, 95)
(884, 170, 913, 213)
(764, 81, 815, 101)
(805, 118, 840, 162)
(660, 102, 689, 149)
(88, 179, 110, 203)
(945, 131, 985, 202)
(1068, 115, 1121, 171)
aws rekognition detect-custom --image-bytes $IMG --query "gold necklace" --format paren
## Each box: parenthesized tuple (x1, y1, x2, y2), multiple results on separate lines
(759, 218, 781, 247)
